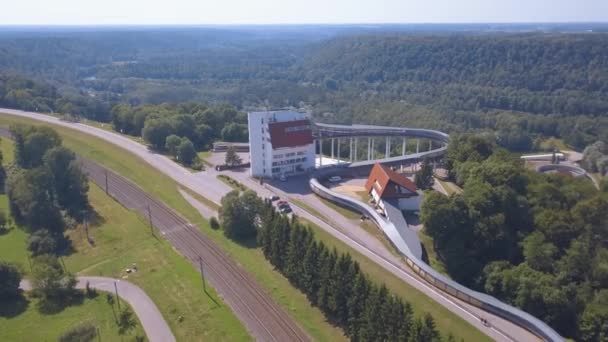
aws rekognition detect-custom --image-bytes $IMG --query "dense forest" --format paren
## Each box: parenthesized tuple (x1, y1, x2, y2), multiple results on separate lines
(1, 27, 607, 150)
(218, 189, 453, 341)
(420, 134, 608, 340)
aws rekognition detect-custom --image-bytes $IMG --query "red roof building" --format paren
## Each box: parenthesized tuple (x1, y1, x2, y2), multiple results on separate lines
(268, 119, 313, 149)
(365, 163, 418, 199)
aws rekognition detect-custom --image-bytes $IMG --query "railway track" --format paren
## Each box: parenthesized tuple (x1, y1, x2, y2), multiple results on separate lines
(79, 157, 310, 341)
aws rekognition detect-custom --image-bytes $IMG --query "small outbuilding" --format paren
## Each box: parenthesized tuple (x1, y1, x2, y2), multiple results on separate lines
(365, 163, 421, 212)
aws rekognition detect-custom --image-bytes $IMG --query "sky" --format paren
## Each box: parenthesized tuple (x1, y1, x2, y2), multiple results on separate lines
(2, 0, 607, 25)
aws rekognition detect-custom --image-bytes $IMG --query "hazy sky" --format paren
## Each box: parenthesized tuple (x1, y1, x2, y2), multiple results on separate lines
(2, 0, 607, 25)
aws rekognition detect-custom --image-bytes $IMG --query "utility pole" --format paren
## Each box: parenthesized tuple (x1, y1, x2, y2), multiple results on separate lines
(198, 256, 206, 292)
(104, 169, 109, 194)
(114, 281, 121, 309)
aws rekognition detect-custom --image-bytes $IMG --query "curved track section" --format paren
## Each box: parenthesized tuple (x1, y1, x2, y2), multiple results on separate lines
(310, 124, 564, 342)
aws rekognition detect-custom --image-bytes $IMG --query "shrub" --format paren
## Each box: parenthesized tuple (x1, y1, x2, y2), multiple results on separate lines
(209, 217, 220, 230)
(59, 322, 97, 342)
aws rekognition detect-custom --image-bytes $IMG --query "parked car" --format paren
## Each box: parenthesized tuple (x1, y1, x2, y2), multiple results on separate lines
(268, 195, 280, 201)
(328, 175, 342, 183)
(279, 206, 292, 214)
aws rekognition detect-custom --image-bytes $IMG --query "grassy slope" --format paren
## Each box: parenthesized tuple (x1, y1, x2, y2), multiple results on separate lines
(0, 294, 145, 341)
(0, 114, 345, 341)
(300, 218, 490, 342)
(0, 184, 250, 342)
(0, 133, 249, 341)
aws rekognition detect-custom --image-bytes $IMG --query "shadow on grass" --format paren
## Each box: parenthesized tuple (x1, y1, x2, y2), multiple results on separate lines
(87, 207, 106, 227)
(37, 291, 84, 315)
(0, 294, 30, 318)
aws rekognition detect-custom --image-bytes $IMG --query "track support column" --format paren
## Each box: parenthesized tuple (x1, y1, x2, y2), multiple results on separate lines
(354, 138, 358, 162)
(367, 137, 371, 160)
(429, 140, 432, 151)
(416, 139, 420, 154)
(402, 138, 407, 156)
(386, 137, 391, 159)
(331, 138, 334, 160)
(318, 139, 322, 166)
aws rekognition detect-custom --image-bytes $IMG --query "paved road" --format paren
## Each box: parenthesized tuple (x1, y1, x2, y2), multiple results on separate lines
(20, 276, 175, 342)
(0, 108, 538, 341)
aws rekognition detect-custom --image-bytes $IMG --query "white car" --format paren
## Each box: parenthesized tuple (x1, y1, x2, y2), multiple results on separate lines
(328, 176, 342, 183)
(279, 175, 287, 181)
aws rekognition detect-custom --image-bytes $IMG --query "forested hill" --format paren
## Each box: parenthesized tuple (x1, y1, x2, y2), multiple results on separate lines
(1, 28, 608, 149)
(299, 34, 608, 116)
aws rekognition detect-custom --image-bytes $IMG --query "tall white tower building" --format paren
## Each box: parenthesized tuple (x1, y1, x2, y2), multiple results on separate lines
(248, 110, 316, 178)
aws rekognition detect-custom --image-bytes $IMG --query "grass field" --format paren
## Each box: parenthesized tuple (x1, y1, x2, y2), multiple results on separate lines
(0, 114, 345, 341)
(0, 293, 145, 341)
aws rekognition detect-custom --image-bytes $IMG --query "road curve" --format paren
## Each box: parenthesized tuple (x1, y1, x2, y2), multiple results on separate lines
(20, 276, 175, 342)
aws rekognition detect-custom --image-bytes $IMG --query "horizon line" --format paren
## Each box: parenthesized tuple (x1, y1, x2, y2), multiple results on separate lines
(0, 21, 607, 27)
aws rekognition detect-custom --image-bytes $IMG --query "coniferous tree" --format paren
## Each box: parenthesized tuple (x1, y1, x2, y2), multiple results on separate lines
(347, 272, 370, 340)
(302, 239, 321, 304)
(317, 248, 337, 313)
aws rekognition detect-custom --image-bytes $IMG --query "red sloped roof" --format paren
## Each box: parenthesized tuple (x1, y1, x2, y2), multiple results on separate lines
(365, 163, 417, 198)
(268, 119, 313, 149)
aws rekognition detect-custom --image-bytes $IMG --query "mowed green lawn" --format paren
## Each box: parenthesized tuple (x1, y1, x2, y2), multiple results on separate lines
(0, 293, 145, 342)
(0, 114, 345, 341)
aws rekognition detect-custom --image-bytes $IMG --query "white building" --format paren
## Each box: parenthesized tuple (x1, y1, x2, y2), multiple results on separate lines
(248, 110, 316, 178)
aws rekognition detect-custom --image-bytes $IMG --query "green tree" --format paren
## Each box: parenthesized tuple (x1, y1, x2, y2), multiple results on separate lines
(225, 146, 242, 166)
(521, 232, 557, 273)
(218, 190, 262, 240)
(27, 229, 59, 256)
(579, 290, 608, 342)
(0, 261, 22, 299)
(11, 125, 61, 169)
(414, 158, 434, 190)
(165, 134, 182, 158)
(118, 307, 137, 334)
(142, 118, 173, 150)
(31, 255, 76, 301)
(43, 146, 90, 217)
(177, 137, 196, 165)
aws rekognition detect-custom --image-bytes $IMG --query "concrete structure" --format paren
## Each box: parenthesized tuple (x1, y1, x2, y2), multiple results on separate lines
(248, 110, 316, 178)
(365, 163, 421, 212)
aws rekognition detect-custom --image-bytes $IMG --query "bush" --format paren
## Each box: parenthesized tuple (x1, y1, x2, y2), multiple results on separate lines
(209, 217, 220, 230)
(58, 322, 97, 342)
(27, 229, 58, 256)
(0, 261, 22, 299)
